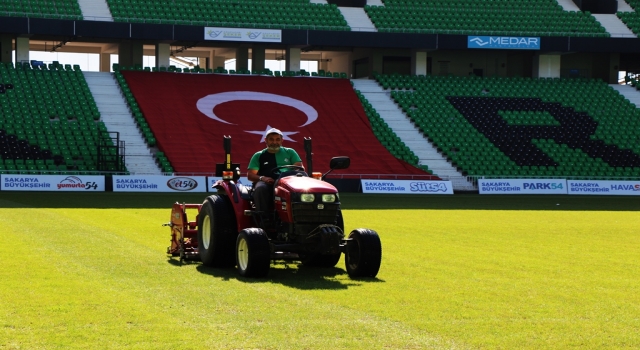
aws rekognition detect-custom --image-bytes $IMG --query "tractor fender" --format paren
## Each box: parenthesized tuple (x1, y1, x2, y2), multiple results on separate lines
(212, 180, 253, 232)
(213, 180, 240, 203)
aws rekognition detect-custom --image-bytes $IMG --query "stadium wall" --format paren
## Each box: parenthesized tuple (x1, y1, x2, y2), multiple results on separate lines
(4, 17, 640, 53)
(3, 175, 640, 195)
(3, 16, 636, 81)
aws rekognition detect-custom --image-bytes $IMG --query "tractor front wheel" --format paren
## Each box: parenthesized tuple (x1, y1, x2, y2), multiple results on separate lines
(345, 228, 382, 278)
(301, 210, 344, 268)
(197, 195, 236, 267)
(236, 228, 271, 277)
(301, 252, 342, 268)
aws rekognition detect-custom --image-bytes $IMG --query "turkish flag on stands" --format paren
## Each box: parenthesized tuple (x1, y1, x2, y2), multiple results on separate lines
(122, 71, 430, 177)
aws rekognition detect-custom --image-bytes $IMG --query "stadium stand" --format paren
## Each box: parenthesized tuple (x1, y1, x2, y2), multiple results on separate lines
(375, 73, 640, 179)
(106, 0, 349, 30)
(112, 67, 174, 173)
(365, 0, 608, 36)
(2, 0, 640, 188)
(354, 89, 430, 173)
(0, 61, 126, 174)
(617, 0, 640, 36)
(0, 0, 82, 20)
(117, 70, 432, 178)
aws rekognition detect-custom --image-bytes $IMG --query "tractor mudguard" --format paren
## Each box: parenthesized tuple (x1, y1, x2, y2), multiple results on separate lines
(212, 180, 253, 232)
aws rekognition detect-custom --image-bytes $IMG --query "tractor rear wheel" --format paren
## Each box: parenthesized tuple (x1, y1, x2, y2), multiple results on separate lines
(197, 195, 236, 267)
(345, 228, 382, 278)
(236, 228, 271, 277)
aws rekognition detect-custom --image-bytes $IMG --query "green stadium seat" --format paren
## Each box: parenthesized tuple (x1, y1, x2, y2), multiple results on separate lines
(367, 74, 640, 179)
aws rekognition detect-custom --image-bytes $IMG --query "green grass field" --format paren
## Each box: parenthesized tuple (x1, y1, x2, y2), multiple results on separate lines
(1, 192, 639, 349)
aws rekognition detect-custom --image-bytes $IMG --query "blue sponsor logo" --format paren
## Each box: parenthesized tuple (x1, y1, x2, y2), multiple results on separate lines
(611, 184, 640, 191)
(206, 30, 222, 38)
(523, 182, 563, 190)
(468, 36, 540, 50)
(410, 182, 448, 193)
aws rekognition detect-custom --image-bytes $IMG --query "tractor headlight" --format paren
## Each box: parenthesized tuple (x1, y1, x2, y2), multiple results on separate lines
(300, 194, 315, 202)
(322, 194, 336, 202)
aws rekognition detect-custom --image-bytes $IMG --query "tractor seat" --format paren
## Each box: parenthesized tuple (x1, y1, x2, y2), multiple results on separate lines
(237, 183, 253, 201)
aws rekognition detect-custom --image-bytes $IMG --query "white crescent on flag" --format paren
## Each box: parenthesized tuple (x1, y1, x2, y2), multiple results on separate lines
(196, 91, 318, 127)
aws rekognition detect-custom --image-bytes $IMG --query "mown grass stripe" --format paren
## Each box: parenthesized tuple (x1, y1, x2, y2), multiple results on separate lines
(1, 208, 461, 349)
(1, 193, 639, 349)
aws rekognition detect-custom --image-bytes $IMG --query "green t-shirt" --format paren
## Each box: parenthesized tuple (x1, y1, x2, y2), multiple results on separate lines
(248, 147, 302, 178)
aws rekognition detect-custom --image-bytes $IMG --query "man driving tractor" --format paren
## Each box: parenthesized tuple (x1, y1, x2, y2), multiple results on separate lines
(167, 134, 381, 278)
(247, 128, 304, 213)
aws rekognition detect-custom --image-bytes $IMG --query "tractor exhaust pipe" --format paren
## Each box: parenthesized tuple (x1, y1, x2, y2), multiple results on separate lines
(223, 135, 232, 171)
(219, 135, 240, 181)
(304, 137, 312, 174)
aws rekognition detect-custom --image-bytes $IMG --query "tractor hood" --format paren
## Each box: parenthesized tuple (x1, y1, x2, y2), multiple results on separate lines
(278, 175, 338, 194)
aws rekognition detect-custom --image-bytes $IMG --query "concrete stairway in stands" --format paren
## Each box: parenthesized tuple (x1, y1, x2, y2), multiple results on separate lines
(594, 14, 636, 38)
(77, 0, 113, 21)
(339, 7, 377, 32)
(351, 78, 476, 190)
(610, 84, 640, 107)
(83, 72, 162, 175)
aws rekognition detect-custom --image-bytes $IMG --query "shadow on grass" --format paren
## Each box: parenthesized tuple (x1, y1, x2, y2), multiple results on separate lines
(166, 258, 383, 290)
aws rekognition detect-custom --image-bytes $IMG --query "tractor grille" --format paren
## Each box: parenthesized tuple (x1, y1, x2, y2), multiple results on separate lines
(291, 202, 340, 226)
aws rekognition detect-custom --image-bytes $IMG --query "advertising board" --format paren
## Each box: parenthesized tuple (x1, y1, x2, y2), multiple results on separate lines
(468, 36, 540, 50)
(112, 175, 207, 192)
(361, 179, 454, 194)
(567, 180, 640, 195)
(1, 174, 105, 192)
(478, 179, 567, 194)
(204, 27, 282, 43)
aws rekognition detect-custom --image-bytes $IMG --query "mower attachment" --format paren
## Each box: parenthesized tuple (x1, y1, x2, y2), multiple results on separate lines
(164, 202, 202, 260)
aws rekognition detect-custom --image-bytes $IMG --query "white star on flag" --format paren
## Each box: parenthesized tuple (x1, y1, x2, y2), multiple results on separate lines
(245, 125, 299, 142)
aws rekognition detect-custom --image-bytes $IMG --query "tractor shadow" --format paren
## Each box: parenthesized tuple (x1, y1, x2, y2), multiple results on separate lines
(185, 259, 382, 290)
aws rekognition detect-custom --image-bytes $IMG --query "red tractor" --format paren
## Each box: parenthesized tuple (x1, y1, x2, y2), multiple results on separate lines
(166, 136, 382, 278)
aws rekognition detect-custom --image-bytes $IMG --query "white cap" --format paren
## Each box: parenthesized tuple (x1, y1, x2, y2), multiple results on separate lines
(265, 128, 283, 138)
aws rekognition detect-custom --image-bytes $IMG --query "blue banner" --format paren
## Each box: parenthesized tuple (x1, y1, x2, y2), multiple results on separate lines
(361, 179, 454, 195)
(568, 180, 640, 195)
(468, 36, 540, 50)
(478, 179, 567, 194)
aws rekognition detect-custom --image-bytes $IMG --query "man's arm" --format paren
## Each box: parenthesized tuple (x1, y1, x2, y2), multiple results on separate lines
(250, 162, 303, 185)
(247, 152, 272, 184)
(248, 168, 276, 185)
(289, 148, 303, 169)
(247, 169, 260, 183)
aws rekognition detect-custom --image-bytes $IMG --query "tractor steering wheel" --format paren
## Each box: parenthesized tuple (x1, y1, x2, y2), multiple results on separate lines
(272, 165, 305, 173)
(271, 165, 306, 179)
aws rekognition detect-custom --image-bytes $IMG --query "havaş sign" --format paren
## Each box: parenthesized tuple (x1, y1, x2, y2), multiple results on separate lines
(468, 36, 540, 50)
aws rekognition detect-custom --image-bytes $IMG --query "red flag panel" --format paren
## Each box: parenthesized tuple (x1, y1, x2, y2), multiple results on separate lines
(122, 71, 431, 177)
